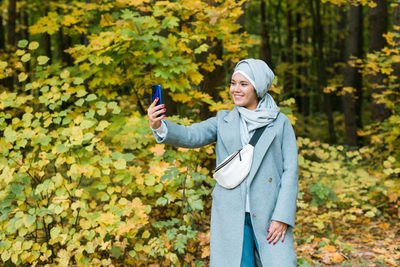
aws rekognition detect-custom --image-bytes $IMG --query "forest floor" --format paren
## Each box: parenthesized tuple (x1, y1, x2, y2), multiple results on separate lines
(296, 217, 400, 266)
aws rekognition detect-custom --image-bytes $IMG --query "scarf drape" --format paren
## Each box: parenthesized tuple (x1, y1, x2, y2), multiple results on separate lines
(233, 59, 280, 145)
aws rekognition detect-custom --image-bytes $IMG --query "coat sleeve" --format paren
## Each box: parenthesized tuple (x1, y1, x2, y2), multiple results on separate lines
(271, 117, 298, 228)
(153, 117, 217, 148)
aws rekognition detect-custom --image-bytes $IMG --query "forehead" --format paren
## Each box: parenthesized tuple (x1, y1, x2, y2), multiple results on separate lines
(231, 72, 250, 82)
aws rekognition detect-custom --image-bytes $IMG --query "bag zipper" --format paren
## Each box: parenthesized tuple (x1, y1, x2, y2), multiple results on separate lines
(215, 148, 242, 173)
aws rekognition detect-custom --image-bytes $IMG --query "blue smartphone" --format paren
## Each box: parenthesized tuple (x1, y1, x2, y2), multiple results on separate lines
(152, 85, 162, 105)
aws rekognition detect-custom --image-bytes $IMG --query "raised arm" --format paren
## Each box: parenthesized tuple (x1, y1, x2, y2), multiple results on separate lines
(148, 98, 218, 148)
(153, 118, 217, 148)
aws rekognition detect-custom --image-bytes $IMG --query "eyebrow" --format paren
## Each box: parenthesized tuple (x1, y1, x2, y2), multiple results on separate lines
(231, 79, 249, 83)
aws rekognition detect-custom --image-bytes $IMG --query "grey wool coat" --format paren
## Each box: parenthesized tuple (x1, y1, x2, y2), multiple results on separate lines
(153, 107, 298, 267)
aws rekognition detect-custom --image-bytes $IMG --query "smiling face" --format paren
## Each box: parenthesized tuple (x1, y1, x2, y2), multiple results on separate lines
(230, 72, 259, 110)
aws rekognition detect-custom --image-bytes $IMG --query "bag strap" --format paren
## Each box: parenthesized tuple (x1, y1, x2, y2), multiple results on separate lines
(249, 126, 267, 147)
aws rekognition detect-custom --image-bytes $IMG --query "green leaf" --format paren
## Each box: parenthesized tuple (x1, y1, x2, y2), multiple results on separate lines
(111, 246, 122, 259)
(37, 56, 50, 65)
(86, 94, 97, 101)
(21, 53, 31, 62)
(76, 89, 87, 97)
(50, 226, 61, 239)
(18, 40, 28, 48)
(85, 110, 95, 119)
(60, 70, 70, 79)
(56, 144, 69, 153)
(113, 158, 126, 170)
(74, 77, 84, 85)
(107, 102, 118, 109)
(80, 119, 96, 129)
(18, 72, 28, 82)
(75, 99, 85, 106)
(189, 198, 203, 211)
(40, 86, 50, 93)
(194, 44, 209, 54)
(162, 16, 179, 29)
(16, 49, 25, 56)
(156, 197, 167, 206)
(1, 250, 11, 262)
(96, 120, 110, 131)
(95, 101, 106, 109)
(61, 93, 71, 102)
(98, 108, 107, 116)
(28, 41, 40, 50)
(62, 118, 71, 125)
(25, 83, 33, 91)
(83, 132, 94, 141)
(4, 127, 17, 143)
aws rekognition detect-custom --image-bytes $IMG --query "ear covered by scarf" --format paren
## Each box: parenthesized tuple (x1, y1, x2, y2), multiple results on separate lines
(232, 58, 280, 138)
(232, 58, 275, 99)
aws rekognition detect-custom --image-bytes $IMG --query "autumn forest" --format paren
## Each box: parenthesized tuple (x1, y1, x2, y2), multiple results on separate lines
(0, 0, 399, 266)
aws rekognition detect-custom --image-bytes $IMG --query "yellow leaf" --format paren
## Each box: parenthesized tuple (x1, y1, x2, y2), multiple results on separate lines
(18, 72, 28, 82)
(0, 61, 8, 70)
(149, 144, 165, 156)
(142, 230, 150, 238)
(113, 158, 126, 170)
(28, 41, 40, 50)
(99, 212, 117, 225)
(393, 55, 400, 63)
(96, 120, 110, 131)
(331, 253, 344, 263)
(62, 15, 79, 27)
(323, 245, 336, 253)
(60, 70, 70, 79)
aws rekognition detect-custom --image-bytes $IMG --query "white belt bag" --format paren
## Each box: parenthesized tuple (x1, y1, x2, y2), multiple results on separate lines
(213, 126, 267, 189)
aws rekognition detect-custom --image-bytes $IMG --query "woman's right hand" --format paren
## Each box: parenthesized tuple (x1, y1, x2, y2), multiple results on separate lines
(147, 98, 166, 129)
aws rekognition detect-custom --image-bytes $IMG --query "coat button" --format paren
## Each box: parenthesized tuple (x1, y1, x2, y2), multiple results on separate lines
(268, 177, 273, 182)
(252, 213, 256, 219)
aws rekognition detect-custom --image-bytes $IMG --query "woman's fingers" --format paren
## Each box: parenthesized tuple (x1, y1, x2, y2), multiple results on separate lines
(267, 220, 288, 245)
(147, 98, 166, 129)
(154, 108, 166, 117)
(281, 229, 286, 243)
(267, 230, 279, 244)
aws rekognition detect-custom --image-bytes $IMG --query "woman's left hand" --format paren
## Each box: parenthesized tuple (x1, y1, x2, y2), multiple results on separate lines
(267, 220, 288, 245)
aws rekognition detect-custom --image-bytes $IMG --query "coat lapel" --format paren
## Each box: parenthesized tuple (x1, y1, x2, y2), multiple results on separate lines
(247, 124, 276, 185)
(220, 107, 242, 155)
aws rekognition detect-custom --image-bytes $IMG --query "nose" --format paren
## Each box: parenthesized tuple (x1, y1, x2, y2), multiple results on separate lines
(231, 83, 240, 92)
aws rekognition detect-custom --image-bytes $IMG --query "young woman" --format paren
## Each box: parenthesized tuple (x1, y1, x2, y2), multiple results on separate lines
(147, 59, 298, 267)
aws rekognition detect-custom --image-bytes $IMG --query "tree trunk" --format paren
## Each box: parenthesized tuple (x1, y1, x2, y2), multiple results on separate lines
(7, 0, 16, 46)
(274, 0, 283, 59)
(198, 40, 224, 120)
(296, 13, 310, 117)
(6, 0, 16, 90)
(309, 0, 337, 143)
(392, 3, 400, 101)
(44, 5, 52, 64)
(58, 21, 72, 66)
(284, 2, 294, 95)
(342, 4, 363, 147)
(0, 12, 5, 49)
(369, 0, 390, 121)
(260, 0, 273, 68)
(236, 0, 246, 33)
(196, 0, 225, 120)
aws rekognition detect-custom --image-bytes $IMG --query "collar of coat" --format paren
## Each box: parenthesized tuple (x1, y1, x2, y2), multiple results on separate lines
(221, 107, 278, 186)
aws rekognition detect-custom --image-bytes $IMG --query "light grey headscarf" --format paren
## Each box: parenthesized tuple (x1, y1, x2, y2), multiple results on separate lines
(232, 58, 280, 145)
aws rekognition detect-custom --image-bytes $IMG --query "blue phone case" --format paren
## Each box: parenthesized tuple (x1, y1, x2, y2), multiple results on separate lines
(152, 85, 162, 105)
